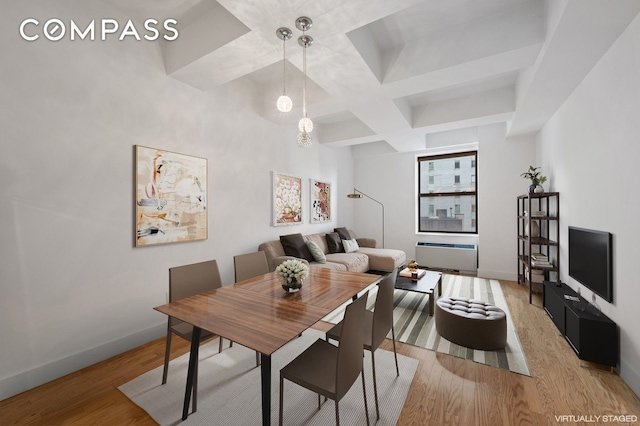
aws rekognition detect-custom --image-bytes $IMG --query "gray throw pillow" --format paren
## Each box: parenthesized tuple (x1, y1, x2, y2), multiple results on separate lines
(306, 241, 326, 263)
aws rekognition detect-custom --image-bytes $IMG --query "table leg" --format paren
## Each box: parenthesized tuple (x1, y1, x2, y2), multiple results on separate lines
(182, 326, 201, 420)
(260, 353, 271, 426)
(428, 295, 434, 316)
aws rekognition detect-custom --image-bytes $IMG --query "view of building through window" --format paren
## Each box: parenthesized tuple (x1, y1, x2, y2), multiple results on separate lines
(418, 151, 477, 233)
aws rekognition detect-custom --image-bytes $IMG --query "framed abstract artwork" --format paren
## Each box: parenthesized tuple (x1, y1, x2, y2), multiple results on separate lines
(310, 179, 331, 223)
(272, 172, 302, 226)
(135, 145, 207, 247)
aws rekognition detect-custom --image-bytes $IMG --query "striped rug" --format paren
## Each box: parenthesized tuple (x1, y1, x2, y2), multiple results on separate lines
(323, 274, 531, 376)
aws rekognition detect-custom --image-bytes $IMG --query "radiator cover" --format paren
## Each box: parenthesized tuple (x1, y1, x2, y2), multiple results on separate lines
(415, 242, 477, 274)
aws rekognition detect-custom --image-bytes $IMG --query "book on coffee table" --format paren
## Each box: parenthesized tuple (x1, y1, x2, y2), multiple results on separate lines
(399, 268, 426, 279)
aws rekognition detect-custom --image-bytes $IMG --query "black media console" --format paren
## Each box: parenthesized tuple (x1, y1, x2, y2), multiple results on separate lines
(543, 281, 618, 367)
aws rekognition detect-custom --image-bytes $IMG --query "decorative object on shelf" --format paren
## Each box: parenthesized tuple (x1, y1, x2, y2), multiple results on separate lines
(347, 187, 385, 248)
(524, 220, 540, 237)
(272, 172, 302, 226)
(275, 259, 309, 292)
(520, 165, 547, 193)
(296, 16, 313, 147)
(275, 27, 293, 113)
(407, 259, 419, 271)
(134, 145, 207, 247)
(310, 179, 331, 223)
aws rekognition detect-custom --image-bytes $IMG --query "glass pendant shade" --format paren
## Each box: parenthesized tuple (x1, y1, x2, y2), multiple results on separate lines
(296, 131, 312, 147)
(277, 94, 292, 112)
(298, 116, 313, 132)
(276, 27, 293, 113)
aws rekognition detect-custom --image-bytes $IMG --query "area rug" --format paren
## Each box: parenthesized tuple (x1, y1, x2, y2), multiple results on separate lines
(119, 328, 418, 426)
(323, 274, 531, 376)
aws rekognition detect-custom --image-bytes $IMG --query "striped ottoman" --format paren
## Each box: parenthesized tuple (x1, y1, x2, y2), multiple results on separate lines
(435, 296, 507, 350)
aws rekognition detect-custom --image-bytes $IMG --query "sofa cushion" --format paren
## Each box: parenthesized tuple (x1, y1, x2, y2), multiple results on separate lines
(305, 241, 326, 263)
(357, 247, 406, 272)
(342, 238, 360, 253)
(305, 233, 329, 254)
(334, 227, 352, 241)
(325, 232, 343, 253)
(325, 252, 369, 273)
(280, 233, 314, 262)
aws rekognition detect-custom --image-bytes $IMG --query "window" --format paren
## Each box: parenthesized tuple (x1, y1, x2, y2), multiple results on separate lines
(418, 151, 477, 233)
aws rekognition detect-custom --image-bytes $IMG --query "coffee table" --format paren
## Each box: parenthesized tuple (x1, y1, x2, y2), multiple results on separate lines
(395, 270, 443, 315)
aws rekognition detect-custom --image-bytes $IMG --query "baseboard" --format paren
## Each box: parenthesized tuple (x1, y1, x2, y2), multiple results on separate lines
(476, 268, 518, 282)
(620, 358, 640, 398)
(0, 322, 166, 402)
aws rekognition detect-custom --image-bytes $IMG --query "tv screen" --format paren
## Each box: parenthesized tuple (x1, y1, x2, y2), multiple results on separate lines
(568, 226, 613, 302)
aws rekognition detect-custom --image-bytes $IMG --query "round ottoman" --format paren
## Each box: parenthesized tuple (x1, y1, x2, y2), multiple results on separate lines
(435, 296, 507, 350)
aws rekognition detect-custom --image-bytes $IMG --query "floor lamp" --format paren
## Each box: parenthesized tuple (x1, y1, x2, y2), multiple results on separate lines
(347, 188, 385, 248)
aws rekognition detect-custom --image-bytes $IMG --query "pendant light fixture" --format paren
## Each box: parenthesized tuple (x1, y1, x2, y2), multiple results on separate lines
(275, 27, 293, 113)
(296, 16, 313, 147)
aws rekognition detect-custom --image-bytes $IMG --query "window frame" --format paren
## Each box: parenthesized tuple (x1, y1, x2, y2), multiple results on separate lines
(417, 150, 478, 234)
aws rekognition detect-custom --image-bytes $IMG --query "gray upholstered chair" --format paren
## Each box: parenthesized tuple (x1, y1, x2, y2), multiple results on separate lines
(233, 251, 269, 366)
(326, 269, 399, 419)
(233, 251, 270, 282)
(162, 259, 227, 413)
(279, 291, 370, 426)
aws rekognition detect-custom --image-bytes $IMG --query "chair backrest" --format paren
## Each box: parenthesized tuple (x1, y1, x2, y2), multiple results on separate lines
(233, 251, 269, 282)
(169, 259, 222, 302)
(335, 290, 368, 400)
(371, 269, 398, 349)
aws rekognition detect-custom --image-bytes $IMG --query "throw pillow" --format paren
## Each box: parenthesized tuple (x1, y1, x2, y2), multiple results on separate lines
(306, 241, 327, 263)
(325, 232, 343, 253)
(280, 233, 314, 262)
(342, 238, 360, 253)
(334, 227, 352, 241)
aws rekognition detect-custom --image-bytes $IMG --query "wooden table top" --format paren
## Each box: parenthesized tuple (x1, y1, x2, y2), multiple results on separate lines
(154, 268, 380, 355)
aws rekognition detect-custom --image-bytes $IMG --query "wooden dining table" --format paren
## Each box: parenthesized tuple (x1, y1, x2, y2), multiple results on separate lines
(153, 267, 381, 426)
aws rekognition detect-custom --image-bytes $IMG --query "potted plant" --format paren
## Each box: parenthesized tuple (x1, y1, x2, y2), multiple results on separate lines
(521, 166, 547, 193)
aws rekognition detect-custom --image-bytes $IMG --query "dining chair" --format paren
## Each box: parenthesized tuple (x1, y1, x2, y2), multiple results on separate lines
(233, 251, 270, 282)
(233, 251, 269, 366)
(279, 291, 370, 426)
(325, 269, 399, 420)
(161, 259, 229, 412)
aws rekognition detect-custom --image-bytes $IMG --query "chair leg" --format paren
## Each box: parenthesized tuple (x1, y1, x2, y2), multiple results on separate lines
(391, 326, 400, 376)
(279, 375, 284, 426)
(161, 330, 172, 385)
(371, 351, 380, 420)
(361, 370, 370, 426)
(335, 400, 340, 426)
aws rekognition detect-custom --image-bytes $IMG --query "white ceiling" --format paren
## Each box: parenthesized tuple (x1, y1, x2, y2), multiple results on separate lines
(104, 0, 640, 152)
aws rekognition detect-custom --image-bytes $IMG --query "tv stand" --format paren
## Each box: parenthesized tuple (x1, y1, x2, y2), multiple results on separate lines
(543, 281, 617, 367)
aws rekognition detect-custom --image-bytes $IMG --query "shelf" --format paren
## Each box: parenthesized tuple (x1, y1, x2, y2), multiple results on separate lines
(517, 192, 560, 304)
(517, 192, 560, 199)
(518, 255, 557, 271)
(518, 215, 558, 221)
(518, 236, 558, 245)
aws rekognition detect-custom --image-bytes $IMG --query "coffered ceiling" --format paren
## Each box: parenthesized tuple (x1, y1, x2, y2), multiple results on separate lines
(104, 0, 640, 152)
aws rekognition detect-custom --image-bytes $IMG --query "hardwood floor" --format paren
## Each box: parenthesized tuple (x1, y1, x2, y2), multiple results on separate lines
(1, 280, 639, 425)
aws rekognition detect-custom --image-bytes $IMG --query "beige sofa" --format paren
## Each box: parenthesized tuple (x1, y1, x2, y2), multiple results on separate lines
(258, 229, 406, 273)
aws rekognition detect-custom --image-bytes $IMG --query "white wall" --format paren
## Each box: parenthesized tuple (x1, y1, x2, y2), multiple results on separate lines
(537, 12, 640, 396)
(352, 124, 535, 280)
(0, 1, 353, 400)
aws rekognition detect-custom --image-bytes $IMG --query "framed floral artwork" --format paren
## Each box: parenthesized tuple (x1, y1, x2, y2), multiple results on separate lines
(310, 179, 331, 223)
(272, 172, 302, 226)
(135, 145, 207, 246)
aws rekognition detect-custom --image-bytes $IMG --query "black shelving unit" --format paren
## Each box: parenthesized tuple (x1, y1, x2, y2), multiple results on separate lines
(517, 192, 559, 304)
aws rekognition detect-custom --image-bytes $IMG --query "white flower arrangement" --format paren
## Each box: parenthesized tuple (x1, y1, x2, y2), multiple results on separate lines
(275, 259, 309, 284)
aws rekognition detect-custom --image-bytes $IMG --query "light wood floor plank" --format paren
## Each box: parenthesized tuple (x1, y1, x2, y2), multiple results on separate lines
(1, 280, 639, 425)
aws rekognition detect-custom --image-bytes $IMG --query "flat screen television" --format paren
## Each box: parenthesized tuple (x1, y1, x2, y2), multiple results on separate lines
(568, 226, 613, 302)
